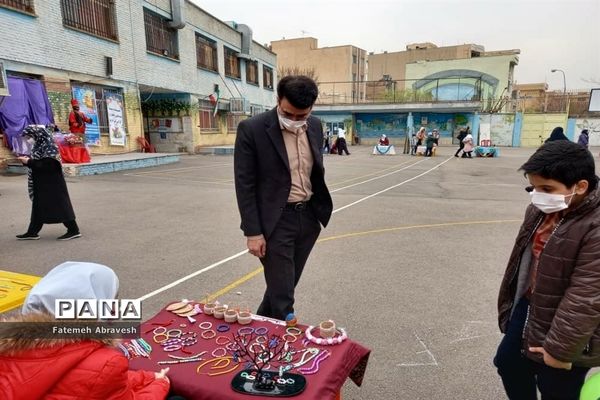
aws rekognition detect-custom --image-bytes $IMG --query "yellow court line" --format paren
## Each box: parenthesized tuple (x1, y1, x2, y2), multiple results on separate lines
(206, 219, 520, 301)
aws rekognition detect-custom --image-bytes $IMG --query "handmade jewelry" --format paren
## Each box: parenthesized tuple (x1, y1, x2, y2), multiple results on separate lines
(211, 347, 227, 358)
(166, 329, 183, 338)
(198, 321, 213, 330)
(203, 303, 216, 315)
(319, 320, 336, 338)
(305, 326, 348, 345)
(254, 327, 268, 335)
(238, 327, 254, 336)
(255, 335, 267, 344)
(298, 350, 330, 375)
(201, 329, 216, 339)
(166, 301, 189, 311)
(293, 348, 320, 368)
(169, 351, 206, 360)
(163, 344, 182, 352)
(216, 324, 230, 333)
(286, 327, 302, 336)
(158, 358, 202, 365)
(282, 334, 297, 343)
(196, 356, 240, 376)
(215, 336, 230, 345)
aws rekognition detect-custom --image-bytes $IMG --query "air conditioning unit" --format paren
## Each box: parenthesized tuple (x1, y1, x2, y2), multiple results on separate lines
(230, 98, 249, 114)
(0, 62, 9, 97)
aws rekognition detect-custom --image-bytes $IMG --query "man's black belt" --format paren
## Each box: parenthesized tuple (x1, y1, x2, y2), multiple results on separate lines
(284, 201, 309, 211)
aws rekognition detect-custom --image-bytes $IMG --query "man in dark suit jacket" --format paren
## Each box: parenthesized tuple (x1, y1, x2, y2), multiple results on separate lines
(234, 76, 333, 320)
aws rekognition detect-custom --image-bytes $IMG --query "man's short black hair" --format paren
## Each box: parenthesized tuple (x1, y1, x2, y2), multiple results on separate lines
(277, 76, 318, 109)
(520, 140, 598, 191)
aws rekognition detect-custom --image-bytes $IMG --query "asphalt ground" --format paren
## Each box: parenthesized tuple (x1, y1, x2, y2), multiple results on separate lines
(2, 144, 591, 399)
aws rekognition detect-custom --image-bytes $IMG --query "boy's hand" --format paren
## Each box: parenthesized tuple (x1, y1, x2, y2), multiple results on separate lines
(154, 367, 170, 381)
(529, 347, 572, 370)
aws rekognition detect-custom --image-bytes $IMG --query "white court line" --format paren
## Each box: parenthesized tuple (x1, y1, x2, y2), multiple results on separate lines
(137, 156, 453, 301)
(330, 159, 426, 193)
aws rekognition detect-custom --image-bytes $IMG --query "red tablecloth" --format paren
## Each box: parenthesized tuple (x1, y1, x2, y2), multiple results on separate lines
(58, 144, 91, 163)
(129, 304, 370, 400)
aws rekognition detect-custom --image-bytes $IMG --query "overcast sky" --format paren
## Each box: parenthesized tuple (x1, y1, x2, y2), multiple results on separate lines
(192, 0, 599, 92)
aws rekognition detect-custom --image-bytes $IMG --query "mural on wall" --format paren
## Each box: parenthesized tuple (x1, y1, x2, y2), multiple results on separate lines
(576, 118, 600, 146)
(411, 71, 494, 102)
(355, 112, 474, 140)
(480, 113, 514, 146)
(355, 113, 407, 138)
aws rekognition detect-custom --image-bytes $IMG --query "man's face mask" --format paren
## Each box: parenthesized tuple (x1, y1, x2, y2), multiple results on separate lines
(529, 188, 576, 214)
(277, 107, 308, 134)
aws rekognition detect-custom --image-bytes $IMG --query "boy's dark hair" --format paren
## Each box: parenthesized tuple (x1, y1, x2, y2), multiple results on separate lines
(521, 140, 598, 191)
(277, 76, 319, 109)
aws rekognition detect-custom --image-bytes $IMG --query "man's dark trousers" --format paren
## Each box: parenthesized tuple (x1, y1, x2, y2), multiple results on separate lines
(256, 204, 321, 320)
(494, 297, 590, 400)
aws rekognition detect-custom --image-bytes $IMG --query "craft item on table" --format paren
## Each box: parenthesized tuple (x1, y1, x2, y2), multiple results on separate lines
(158, 357, 203, 365)
(305, 326, 348, 345)
(144, 319, 174, 334)
(212, 347, 228, 357)
(213, 305, 228, 319)
(252, 314, 286, 326)
(171, 304, 193, 316)
(166, 301, 189, 311)
(201, 329, 217, 339)
(196, 356, 240, 376)
(224, 309, 238, 323)
(217, 324, 230, 333)
(152, 327, 182, 344)
(286, 327, 302, 336)
(297, 350, 331, 375)
(198, 321, 212, 330)
(119, 338, 153, 359)
(319, 320, 336, 338)
(203, 302, 216, 315)
(229, 331, 306, 395)
(285, 313, 297, 327)
(254, 327, 268, 336)
(238, 311, 252, 325)
(215, 336, 231, 345)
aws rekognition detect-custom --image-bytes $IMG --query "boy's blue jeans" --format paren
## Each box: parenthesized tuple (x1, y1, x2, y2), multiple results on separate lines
(494, 297, 590, 400)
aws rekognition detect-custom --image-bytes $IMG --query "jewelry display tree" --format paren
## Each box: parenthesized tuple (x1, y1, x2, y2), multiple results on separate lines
(229, 332, 306, 397)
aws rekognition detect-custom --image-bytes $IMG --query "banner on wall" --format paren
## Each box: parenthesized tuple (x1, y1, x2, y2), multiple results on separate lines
(105, 91, 126, 146)
(71, 86, 101, 146)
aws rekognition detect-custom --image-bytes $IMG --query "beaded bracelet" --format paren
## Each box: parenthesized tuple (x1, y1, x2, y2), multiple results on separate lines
(198, 322, 212, 330)
(255, 327, 268, 335)
(282, 334, 297, 343)
(212, 347, 227, 357)
(167, 329, 183, 338)
(163, 344, 182, 352)
(216, 324, 230, 332)
(238, 327, 254, 335)
(201, 329, 216, 339)
(286, 327, 302, 336)
(305, 326, 348, 345)
(153, 333, 169, 344)
(153, 327, 167, 335)
(215, 336, 230, 345)
(255, 335, 267, 344)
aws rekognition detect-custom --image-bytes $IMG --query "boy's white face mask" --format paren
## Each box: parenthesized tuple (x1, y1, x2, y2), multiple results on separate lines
(530, 188, 575, 214)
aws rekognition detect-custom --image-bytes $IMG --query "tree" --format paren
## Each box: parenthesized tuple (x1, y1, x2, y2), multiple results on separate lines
(277, 66, 319, 83)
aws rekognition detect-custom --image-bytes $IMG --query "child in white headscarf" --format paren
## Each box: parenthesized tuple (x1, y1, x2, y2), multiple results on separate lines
(0, 262, 170, 400)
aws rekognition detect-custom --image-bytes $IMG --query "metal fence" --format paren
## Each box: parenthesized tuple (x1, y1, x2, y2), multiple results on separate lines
(60, 0, 118, 41)
(0, 0, 34, 13)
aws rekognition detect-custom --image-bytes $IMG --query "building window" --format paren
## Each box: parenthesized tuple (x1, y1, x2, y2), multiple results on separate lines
(143, 8, 179, 60)
(263, 66, 273, 90)
(60, 0, 117, 41)
(353, 55, 357, 64)
(246, 60, 258, 85)
(224, 47, 240, 79)
(353, 73, 357, 82)
(227, 114, 245, 131)
(0, 0, 34, 14)
(198, 100, 218, 132)
(196, 34, 218, 72)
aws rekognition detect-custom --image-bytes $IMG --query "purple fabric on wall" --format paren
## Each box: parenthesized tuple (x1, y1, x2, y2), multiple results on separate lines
(0, 76, 55, 153)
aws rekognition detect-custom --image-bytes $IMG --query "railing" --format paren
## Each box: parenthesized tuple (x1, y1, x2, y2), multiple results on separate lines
(0, 0, 34, 13)
(315, 78, 484, 105)
(143, 8, 179, 59)
(60, 0, 118, 41)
